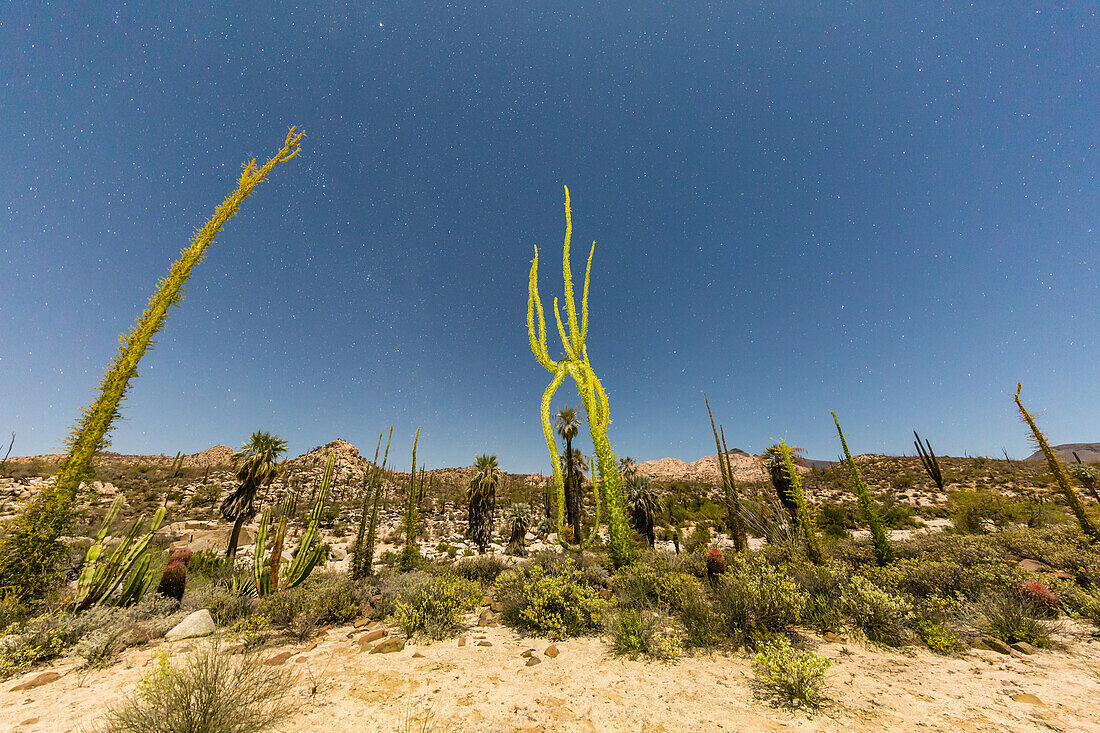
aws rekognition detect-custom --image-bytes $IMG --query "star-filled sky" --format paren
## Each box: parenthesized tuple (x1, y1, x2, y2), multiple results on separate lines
(2, 3, 1097, 473)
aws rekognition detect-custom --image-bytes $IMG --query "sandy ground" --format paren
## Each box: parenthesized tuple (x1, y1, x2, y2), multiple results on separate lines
(5, 614, 1100, 733)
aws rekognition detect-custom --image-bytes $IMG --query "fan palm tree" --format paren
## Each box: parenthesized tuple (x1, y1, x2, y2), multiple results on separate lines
(554, 406, 584, 540)
(505, 502, 533, 556)
(467, 454, 501, 553)
(624, 472, 659, 547)
(222, 431, 287, 560)
(559, 448, 588, 541)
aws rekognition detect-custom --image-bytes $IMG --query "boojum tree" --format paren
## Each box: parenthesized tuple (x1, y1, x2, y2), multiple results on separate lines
(527, 185, 633, 567)
(0, 128, 304, 603)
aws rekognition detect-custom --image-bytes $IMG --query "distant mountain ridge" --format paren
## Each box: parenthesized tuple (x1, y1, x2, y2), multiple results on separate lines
(1026, 442, 1100, 464)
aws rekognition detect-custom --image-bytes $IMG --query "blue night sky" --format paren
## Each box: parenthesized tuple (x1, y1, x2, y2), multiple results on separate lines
(2, 3, 1097, 473)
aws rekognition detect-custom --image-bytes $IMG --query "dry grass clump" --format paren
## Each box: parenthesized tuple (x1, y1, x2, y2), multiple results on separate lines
(99, 645, 296, 733)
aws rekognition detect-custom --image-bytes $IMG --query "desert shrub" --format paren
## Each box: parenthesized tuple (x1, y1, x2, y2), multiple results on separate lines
(752, 635, 831, 710)
(613, 553, 703, 613)
(0, 594, 29, 629)
(451, 554, 509, 585)
(194, 573, 256, 627)
(973, 590, 1056, 647)
(817, 502, 857, 539)
(258, 572, 363, 631)
(949, 488, 1025, 533)
(684, 524, 712, 554)
(914, 595, 964, 654)
(997, 524, 1100, 585)
(388, 572, 481, 639)
(74, 625, 128, 668)
(99, 645, 295, 733)
(231, 614, 270, 650)
(839, 575, 913, 646)
(788, 562, 847, 634)
(494, 559, 608, 639)
(677, 591, 721, 648)
(1048, 579, 1100, 624)
(186, 548, 227, 578)
(0, 612, 72, 679)
(712, 555, 808, 645)
(609, 608, 681, 661)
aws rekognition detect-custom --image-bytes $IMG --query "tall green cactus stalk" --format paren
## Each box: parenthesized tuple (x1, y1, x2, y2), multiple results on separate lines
(831, 412, 894, 565)
(254, 454, 334, 595)
(74, 496, 166, 610)
(399, 429, 422, 571)
(913, 431, 945, 491)
(361, 426, 393, 579)
(703, 393, 747, 553)
(773, 441, 825, 564)
(1014, 384, 1100, 542)
(527, 186, 633, 567)
(0, 128, 304, 603)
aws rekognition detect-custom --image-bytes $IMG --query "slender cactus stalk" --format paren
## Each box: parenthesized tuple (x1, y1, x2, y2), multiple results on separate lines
(831, 412, 894, 565)
(913, 431, 945, 491)
(527, 186, 632, 566)
(702, 393, 746, 552)
(0, 128, 304, 603)
(1014, 384, 1100, 542)
(399, 429, 422, 571)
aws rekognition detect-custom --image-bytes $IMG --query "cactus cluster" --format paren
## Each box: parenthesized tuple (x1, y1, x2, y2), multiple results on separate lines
(527, 186, 633, 567)
(74, 496, 166, 611)
(253, 454, 334, 595)
(352, 427, 393, 580)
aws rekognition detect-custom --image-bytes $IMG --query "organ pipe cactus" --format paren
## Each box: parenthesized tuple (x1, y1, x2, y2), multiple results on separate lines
(74, 496, 166, 610)
(0, 128, 303, 604)
(832, 412, 894, 565)
(1014, 384, 1100, 542)
(253, 454, 334, 595)
(353, 427, 392, 579)
(527, 186, 633, 566)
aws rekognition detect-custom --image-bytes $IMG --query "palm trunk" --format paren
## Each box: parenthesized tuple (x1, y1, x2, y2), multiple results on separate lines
(226, 514, 245, 560)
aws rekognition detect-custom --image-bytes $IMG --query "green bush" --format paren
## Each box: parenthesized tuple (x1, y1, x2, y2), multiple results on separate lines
(712, 555, 808, 645)
(949, 488, 1025, 533)
(973, 591, 1055, 647)
(100, 645, 295, 733)
(387, 572, 481, 639)
(613, 553, 704, 613)
(609, 608, 681, 661)
(752, 635, 831, 710)
(788, 561, 847, 634)
(257, 572, 363, 632)
(914, 595, 964, 655)
(677, 591, 721, 648)
(452, 554, 510, 585)
(839, 575, 913, 646)
(494, 558, 608, 639)
(683, 524, 712, 554)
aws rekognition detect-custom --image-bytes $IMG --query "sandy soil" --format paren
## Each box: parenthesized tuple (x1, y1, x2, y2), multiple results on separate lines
(5, 614, 1100, 733)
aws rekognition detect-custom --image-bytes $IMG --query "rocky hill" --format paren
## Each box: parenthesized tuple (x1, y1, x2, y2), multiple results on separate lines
(1027, 442, 1100, 464)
